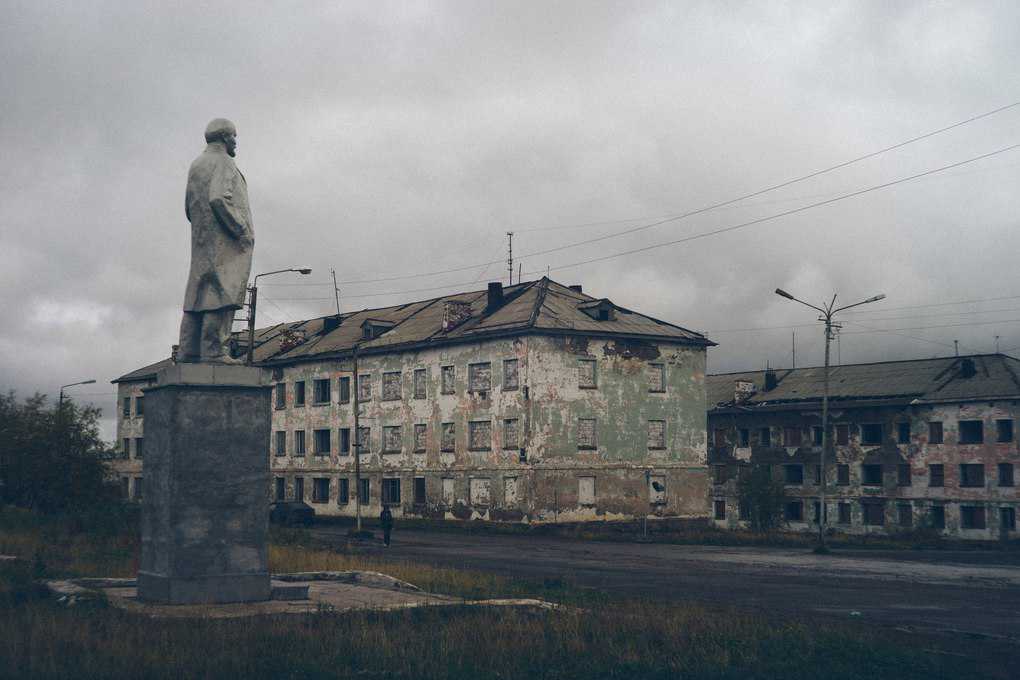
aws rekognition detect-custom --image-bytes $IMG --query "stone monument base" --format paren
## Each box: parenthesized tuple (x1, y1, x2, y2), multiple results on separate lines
(138, 363, 272, 604)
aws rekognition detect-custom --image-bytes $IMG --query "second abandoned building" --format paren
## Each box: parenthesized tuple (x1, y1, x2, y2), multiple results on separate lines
(115, 278, 713, 521)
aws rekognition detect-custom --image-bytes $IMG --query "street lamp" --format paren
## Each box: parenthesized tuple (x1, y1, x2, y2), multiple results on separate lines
(59, 379, 97, 413)
(774, 288, 885, 551)
(247, 268, 312, 365)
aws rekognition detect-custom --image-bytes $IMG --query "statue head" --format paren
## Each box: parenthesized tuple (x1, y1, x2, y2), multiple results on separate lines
(204, 118, 237, 157)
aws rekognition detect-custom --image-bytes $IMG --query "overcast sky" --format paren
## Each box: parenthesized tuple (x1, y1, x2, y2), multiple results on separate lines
(3, 1, 1020, 441)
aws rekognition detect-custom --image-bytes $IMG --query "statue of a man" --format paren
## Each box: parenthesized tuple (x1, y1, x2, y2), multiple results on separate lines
(177, 118, 254, 363)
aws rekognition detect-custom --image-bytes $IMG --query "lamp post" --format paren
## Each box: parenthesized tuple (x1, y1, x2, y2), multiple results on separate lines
(56, 379, 96, 502)
(58, 379, 97, 415)
(774, 288, 885, 550)
(247, 268, 312, 365)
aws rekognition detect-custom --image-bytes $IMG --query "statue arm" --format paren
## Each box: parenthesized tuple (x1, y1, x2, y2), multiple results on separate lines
(208, 160, 251, 244)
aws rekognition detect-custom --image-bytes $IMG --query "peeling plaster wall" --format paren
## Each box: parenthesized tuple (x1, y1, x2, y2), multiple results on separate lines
(110, 381, 146, 499)
(709, 400, 1020, 539)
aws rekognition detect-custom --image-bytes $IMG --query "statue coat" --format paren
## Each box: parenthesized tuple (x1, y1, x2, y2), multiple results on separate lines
(182, 144, 254, 312)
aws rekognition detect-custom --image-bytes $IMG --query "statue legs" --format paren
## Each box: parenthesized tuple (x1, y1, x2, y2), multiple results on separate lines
(178, 308, 238, 363)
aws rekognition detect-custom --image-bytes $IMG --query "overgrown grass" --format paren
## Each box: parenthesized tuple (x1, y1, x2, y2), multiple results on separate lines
(0, 507, 1000, 679)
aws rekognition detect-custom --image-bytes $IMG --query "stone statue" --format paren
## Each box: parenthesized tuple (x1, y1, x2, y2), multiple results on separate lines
(177, 118, 254, 363)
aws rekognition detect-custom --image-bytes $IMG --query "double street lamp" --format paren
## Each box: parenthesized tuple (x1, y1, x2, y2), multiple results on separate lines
(247, 268, 312, 365)
(774, 288, 885, 550)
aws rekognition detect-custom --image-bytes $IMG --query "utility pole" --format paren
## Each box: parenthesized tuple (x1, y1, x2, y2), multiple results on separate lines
(247, 267, 312, 364)
(353, 344, 362, 532)
(996, 335, 1001, 353)
(954, 340, 959, 357)
(792, 331, 796, 369)
(506, 231, 514, 285)
(331, 268, 341, 317)
(776, 288, 884, 551)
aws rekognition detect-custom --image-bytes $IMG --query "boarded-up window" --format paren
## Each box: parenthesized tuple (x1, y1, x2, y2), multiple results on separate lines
(468, 362, 491, 392)
(468, 420, 492, 451)
(648, 363, 665, 392)
(578, 476, 595, 506)
(356, 426, 371, 454)
(469, 478, 491, 505)
(578, 359, 596, 389)
(577, 418, 597, 449)
(275, 383, 286, 409)
(503, 418, 519, 449)
(441, 422, 455, 452)
(441, 365, 455, 394)
(358, 374, 372, 401)
(382, 372, 401, 401)
(413, 423, 427, 452)
(503, 359, 519, 390)
(294, 430, 306, 456)
(442, 478, 455, 505)
(383, 425, 402, 453)
(649, 475, 666, 504)
(648, 420, 666, 449)
(504, 477, 518, 506)
(413, 368, 426, 399)
(312, 477, 330, 503)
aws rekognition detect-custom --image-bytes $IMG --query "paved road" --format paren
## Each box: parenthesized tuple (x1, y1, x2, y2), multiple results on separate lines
(313, 526, 1020, 645)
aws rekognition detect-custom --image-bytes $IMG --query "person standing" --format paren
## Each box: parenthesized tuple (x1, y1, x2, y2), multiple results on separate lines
(380, 505, 393, 546)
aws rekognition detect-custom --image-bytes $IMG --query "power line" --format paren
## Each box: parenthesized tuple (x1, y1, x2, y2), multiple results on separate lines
(841, 293, 1020, 315)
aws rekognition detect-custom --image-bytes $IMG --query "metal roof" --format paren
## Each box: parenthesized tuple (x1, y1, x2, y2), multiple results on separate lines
(707, 354, 1020, 409)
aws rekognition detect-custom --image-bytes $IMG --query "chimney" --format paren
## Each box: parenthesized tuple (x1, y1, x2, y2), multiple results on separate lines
(323, 316, 341, 333)
(568, 284, 583, 294)
(763, 368, 778, 391)
(960, 357, 976, 378)
(487, 282, 504, 312)
(734, 380, 756, 402)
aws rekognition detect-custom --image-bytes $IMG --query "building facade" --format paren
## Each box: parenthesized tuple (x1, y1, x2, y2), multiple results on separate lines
(112, 278, 712, 522)
(707, 355, 1020, 540)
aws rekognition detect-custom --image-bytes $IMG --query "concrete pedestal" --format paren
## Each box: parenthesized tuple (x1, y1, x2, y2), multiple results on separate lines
(137, 363, 272, 604)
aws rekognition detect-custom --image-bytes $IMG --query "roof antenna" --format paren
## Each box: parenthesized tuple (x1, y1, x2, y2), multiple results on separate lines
(791, 331, 796, 369)
(506, 231, 514, 286)
(331, 268, 341, 317)
(518, 262, 522, 285)
(995, 335, 1001, 353)
(954, 339, 959, 357)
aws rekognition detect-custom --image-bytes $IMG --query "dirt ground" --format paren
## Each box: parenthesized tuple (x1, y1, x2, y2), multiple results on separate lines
(313, 525, 1020, 669)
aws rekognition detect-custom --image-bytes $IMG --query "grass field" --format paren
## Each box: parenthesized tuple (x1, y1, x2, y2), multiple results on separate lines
(0, 506, 986, 679)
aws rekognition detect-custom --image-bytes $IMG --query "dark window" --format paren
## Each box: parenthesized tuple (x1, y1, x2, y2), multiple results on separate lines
(835, 424, 850, 446)
(123, 397, 130, 417)
(648, 363, 666, 392)
(759, 427, 771, 447)
(313, 429, 330, 455)
(294, 477, 304, 502)
(960, 464, 985, 488)
(134, 437, 143, 459)
(783, 427, 802, 447)
(275, 383, 286, 409)
(813, 464, 821, 486)
(313, 378, 330, 404)
(312, 477, 330, 503)
(414, 423, 427, 452)
(784, 500, 803, 522)
(862, 464, 883, 486)
(338, 478, 349, 504)
(897, 464, 911, 487)
(713, 500, 726, 520)
(120, 477, 129, 498)
(441, 365, 455, 394)
(897, 422, 910, 445)
(837, 464, 850, 486)
(999, 463, 1015, 487)
(413, 368, 426, 399)
(812, 426, 823, 446)
(1001, 507, 1016, 531)
(135, 396, 144, 416)
(838, 502, 851, 525)
(274, 477, 285, 501)
(503, 359, 519, 390)
(713, 428, 727, 447)
(930, 505, 945, 529)
(294, 430, 306, 456)
(784, 464, 803, 485)
(468, 362, 492, 393)
(738, 499, 750, 521)
(122, 438, 131, 459)
(812, 500, 821, 523)
(928, 421, 943, 444)
(339, 376, 351, 403)
(738, 428, 750, 447)
(359, 477, 369, 503)
(441, 422, 455, 452)
(339, 428, 350, 455)
(898, 504, 913, 527)
(275, 431, 286, 456)
(382, 478, 401, 505)
(382, 372, 401, 401)
(358, 374, 372, 402)
(133, 477, 143, 501)
(357, 427, 371, 454)
(861, 423, 882, 446)
(578, 359, 596, 389)
(862, 500, 885, 526)
(929, 464, 944, 487)
(713, 465, 730, 485)
(294, 381, 305, 407)
(414, 477, 426, 505)
(997, 419, 1014, 443)
(961, 505, 986, 529)
(959, 420, 983, 444)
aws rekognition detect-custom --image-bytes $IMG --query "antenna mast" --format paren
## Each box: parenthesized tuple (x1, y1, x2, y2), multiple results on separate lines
(331, 268, 341, 317)
(506, 231, 514, 285)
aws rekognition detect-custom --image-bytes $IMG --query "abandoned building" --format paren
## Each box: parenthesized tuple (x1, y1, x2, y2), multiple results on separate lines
(111, 278, 713, 522)
(707, 354, 1020, 540)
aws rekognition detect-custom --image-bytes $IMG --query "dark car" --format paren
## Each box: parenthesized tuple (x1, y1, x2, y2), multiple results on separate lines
(269, 501, 315, 526)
